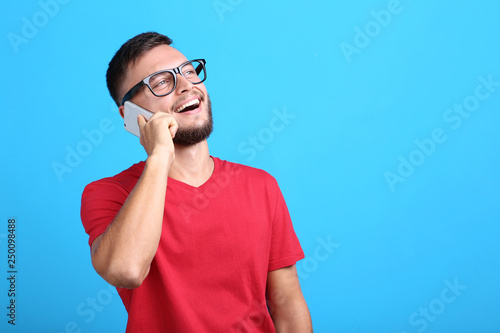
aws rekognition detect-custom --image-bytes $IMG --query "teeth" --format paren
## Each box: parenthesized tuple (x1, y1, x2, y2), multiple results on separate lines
(176, 99, 200, 113)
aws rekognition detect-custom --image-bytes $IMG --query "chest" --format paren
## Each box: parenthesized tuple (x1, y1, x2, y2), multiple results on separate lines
(158, 183, 275, 270)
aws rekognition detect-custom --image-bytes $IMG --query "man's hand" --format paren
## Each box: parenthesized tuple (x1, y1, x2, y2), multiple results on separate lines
(138, 112, 178, 163)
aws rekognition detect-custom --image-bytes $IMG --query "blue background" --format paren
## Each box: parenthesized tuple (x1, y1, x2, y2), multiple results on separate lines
(2, 0, 500, 332)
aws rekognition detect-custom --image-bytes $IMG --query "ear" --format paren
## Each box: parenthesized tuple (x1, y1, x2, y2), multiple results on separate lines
(119, 105, 125, 119)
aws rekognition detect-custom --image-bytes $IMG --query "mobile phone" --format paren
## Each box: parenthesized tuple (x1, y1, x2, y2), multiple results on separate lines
(123, 101, 154, 137)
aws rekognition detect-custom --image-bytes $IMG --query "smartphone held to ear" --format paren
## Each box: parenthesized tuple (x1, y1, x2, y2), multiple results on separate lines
(123, 101, 154, 137)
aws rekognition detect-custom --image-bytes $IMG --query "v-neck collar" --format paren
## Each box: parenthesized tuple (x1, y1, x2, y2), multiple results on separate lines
(166, 156, 219, 193)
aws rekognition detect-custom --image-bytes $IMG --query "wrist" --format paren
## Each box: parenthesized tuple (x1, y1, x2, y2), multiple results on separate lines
(145, 153, 174, 176)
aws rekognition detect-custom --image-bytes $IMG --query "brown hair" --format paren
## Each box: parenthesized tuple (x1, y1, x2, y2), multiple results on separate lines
(106, 32, 173, 106)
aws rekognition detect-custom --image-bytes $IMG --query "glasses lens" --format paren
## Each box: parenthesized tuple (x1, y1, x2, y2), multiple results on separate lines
(149, 71, 175, 96)
(182, 60, 206, 84)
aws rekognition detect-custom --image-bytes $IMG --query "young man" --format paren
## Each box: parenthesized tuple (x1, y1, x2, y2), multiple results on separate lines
(81, 32, 312, 332)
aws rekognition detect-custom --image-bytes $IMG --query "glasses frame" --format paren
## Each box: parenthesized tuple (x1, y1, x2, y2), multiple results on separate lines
(120, 59, 207, 106)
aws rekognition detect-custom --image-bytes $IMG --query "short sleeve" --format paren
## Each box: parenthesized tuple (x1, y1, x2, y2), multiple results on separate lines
(267, 184, 305, 271)
(80, 181, 130, 248)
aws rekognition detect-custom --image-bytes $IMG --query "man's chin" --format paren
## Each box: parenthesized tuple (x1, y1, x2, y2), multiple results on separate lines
(172, 121, 213, 146)
(172, 94, 213, 146)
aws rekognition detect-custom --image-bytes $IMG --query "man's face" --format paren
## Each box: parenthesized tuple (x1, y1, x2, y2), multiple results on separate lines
(119, 44, 212, 145)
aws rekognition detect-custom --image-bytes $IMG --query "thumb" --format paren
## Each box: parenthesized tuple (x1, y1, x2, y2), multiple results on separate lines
(137, 114, 147, 127)
(169, 118, 179, 139)
(137, 115, 147, 140)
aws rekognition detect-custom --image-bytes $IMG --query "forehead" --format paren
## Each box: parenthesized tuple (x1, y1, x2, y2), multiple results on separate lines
(124, 44, 188, 89)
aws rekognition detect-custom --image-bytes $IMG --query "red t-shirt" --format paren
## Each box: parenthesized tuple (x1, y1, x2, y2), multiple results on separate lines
(81, 157, 304, 332)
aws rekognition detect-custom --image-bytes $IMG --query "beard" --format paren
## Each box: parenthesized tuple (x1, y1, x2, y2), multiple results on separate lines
(172, 95, 213, 146)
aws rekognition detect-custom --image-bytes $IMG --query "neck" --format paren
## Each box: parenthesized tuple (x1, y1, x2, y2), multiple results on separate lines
(168, 140, 213, 187)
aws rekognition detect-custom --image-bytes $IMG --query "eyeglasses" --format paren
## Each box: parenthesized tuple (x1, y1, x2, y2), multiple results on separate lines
(121, 59, 207, 106)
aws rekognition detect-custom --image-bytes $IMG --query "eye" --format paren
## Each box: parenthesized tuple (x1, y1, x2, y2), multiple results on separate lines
(154, 79, 168, 88)
(182, 65, 197, 77)
(150, 72, 174, 92)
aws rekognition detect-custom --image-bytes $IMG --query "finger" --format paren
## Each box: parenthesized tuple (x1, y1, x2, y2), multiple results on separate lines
(137, 115, 147, 140)
(137, 114, 147, 128)
(169, 118, 179, 138)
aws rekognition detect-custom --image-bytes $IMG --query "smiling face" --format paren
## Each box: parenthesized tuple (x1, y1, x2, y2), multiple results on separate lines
(119, 44, 213, 146)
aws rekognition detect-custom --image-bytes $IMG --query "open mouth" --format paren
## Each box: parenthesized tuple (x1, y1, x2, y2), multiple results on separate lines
(176, 98, 200, 113)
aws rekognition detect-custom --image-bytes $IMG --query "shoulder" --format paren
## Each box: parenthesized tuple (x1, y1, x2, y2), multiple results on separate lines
(82, 161, 146, 197)
(214, 157, 279, 189)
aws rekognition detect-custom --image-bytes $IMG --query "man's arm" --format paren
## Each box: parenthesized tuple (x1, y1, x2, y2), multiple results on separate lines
(90, 113, 177, 289)
(267, 265, 313, 332)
